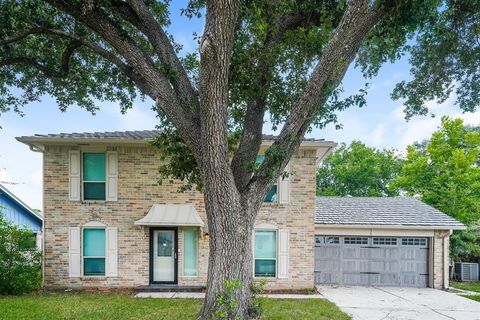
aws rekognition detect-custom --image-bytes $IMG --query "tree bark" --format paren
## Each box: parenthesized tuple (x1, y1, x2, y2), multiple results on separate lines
(201, 199, 256, 319)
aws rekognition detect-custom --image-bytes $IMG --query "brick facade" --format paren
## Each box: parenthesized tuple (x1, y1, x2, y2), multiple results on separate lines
(42, 144, 317, 289)
(432, 230, 450, 289)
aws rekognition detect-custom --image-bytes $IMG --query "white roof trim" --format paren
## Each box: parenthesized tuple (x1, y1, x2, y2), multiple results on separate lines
(135, 204, 204, 227)
(0, 183, 43, 221)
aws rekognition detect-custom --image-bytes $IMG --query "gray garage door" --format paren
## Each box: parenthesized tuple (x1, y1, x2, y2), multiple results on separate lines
(314, 235, 429, 287)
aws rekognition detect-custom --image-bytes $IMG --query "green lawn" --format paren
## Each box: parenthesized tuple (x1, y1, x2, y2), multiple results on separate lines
(464, 295, 480, 302)
(0, 292, 350, 320)
(451, 281, 480, 293)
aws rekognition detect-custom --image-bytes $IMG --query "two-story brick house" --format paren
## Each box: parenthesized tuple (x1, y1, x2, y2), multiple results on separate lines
(17, 131, 334, 289)
(17, 130, 464, 290)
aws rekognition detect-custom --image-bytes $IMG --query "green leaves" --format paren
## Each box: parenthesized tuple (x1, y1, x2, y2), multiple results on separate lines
(393, 117, 480, 260)
(394, 117, 480, 226)
(391, 0, 480, 119)
(316, 141, 402, 197)
(0, 213, 42, 295)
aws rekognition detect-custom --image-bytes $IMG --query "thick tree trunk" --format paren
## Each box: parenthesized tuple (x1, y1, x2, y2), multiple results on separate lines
(200, 200, 255, 319)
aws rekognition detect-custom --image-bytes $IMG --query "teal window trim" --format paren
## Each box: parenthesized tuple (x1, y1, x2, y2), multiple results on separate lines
(82, 152, 106, 201)
(254, 230, 277, 278)
(255, 155, 278, 203)
(83, 228, 106, 276)
(183, 229, 199, 277)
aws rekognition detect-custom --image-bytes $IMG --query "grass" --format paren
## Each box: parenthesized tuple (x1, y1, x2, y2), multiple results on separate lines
(463, 295, 480, 302)
(0, 292, 350, 320)
(451, 281, 480, 293)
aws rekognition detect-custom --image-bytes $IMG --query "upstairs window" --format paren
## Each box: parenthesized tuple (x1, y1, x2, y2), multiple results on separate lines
(83, 153, 106, 200)
(256, 155, 278, 203)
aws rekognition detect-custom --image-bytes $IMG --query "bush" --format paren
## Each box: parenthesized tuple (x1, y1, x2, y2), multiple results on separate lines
(0, 214, 42, 295)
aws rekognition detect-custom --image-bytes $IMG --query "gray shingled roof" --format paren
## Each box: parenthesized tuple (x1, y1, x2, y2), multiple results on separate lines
(315, 196, 465, 229)
(17, 130, 329, 143)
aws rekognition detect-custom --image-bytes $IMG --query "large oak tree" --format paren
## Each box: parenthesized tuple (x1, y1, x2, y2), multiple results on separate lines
(1, 0, 479, 318)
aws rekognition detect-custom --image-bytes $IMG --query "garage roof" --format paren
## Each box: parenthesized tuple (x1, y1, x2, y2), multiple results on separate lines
(315, 196, 465, 229)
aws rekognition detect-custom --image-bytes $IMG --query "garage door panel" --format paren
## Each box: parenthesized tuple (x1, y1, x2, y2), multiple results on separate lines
(370, 273, 400, 286)
(401, 274, 428, 287)
(343, 259, 369, 272)
(315, 236, 429, 287)
(343, 273, 369, 285)
(316, 259, 341, 272)
(317, 246, 341, 258)
(370, 261, 399, 273)
(343, 247, 370, 259)
(315, 272, 341, 284)
(371, 248, 398, 259)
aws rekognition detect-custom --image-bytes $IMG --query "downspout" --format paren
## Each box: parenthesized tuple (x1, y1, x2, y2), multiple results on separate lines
(28, 143, 45, 288)
(443, 230, 453, 289)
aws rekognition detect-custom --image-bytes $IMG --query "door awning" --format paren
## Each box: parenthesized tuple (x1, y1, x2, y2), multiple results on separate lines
(134, 204, 205, 227)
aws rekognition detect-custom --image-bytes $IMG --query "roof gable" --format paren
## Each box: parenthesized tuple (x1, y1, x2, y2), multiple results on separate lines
(0, 184, 43, 223)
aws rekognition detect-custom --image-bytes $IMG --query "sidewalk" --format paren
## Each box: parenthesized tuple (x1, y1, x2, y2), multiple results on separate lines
(135, 292, 324, 299)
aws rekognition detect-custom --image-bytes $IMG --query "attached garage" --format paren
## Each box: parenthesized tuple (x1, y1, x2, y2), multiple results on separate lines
(315, 235, 429, 287)
(314, 197, 465, 288)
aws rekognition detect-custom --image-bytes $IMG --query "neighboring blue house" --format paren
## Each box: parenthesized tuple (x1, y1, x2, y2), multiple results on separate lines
(0, 183, 43, 249)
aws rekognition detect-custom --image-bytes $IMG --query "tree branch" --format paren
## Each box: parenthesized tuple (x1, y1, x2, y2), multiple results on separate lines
(231, 10, 325, 191)
(0, 27, 154, 94)
(245, 0, 387, 203)
(45, 0, 203, 159)
(111, 0, 199, 113)
(0, 57, 63, 78)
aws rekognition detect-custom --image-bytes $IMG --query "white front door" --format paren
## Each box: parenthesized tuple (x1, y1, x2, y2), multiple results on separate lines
(152, 229, 176, 283)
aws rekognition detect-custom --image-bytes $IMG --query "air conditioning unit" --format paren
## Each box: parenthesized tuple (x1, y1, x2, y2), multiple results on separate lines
(454, 262, 479, 281)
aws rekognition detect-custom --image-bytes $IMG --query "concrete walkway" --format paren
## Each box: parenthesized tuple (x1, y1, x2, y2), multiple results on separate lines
(317, 285, 480, 320)
(135, 292, 324, 299)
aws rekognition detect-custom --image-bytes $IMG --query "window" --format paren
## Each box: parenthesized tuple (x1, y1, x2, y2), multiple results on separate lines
(183, 229, 198, 276)
(83, 153, 106, 200)
(83, 228, 106, 276)
(254, 230, 276, 277)
(373, 237, 397, 245)
(344, 237, 368, 245)
(315, 236, 340, 244)
(256, 155, 278, 203)
(402, 238, 427, 246)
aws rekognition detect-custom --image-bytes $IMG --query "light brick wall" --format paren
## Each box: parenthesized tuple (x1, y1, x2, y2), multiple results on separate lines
(43, 145, 316, 289)
(432, 230, 450, 289)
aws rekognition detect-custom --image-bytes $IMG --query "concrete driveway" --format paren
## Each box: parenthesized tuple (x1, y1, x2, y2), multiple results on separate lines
(317, 286, 480, 320)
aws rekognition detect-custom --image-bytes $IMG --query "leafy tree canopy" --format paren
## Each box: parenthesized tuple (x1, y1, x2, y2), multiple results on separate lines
(393, 117, 480, 226)
(317, 141, 402, 197)
(0, 0, 479, 191)
(393, 117, 480, 260)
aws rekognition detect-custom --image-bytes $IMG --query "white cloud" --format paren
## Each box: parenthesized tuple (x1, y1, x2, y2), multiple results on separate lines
(103, 103, 157, 131)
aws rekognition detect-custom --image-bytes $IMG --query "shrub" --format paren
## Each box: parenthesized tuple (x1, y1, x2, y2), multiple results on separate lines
(0, 214, 42, 295)
(249, 279, 267, 318)
(213, 279, 243, 320)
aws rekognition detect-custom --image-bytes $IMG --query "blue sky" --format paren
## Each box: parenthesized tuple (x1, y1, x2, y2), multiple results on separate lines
(1, 2, 479, 210)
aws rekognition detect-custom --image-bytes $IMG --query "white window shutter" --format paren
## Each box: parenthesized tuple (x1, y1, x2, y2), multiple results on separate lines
(277, 229, 289, 279)
(106, 151, 118, 201)
(278, 162, 290, 204)
(69, 151, 81, 201)
(68, 227, 81, 277)
(106, 227, 118, 277)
